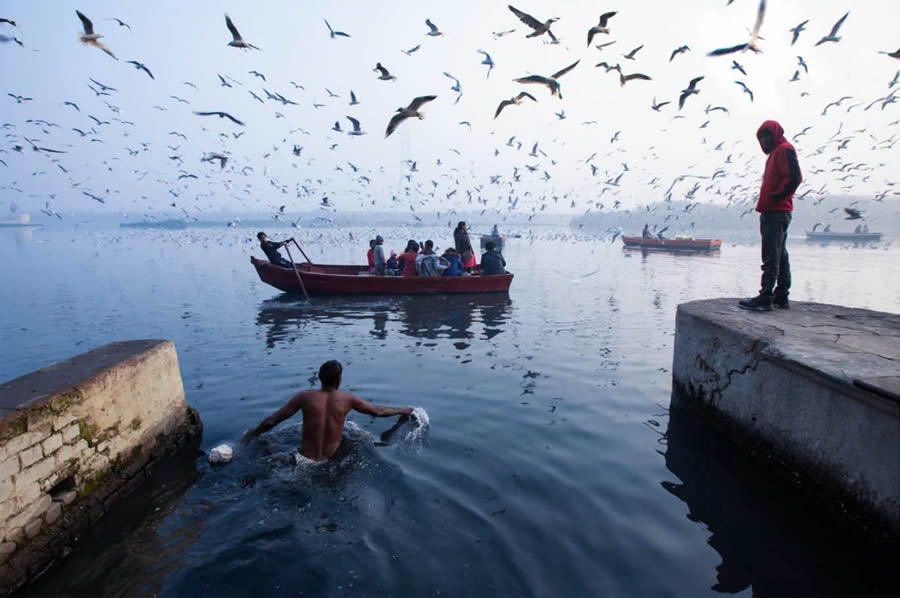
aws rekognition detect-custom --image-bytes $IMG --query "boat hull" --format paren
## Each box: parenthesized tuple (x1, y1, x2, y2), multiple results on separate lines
(621, 236, 722, 250)
(251, 258, 513, 295)
(805, 232, 882, 242)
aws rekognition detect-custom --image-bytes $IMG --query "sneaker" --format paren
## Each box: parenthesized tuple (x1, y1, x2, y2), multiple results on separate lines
(738, 294, 773, 311)
(772, 295, 790, 309)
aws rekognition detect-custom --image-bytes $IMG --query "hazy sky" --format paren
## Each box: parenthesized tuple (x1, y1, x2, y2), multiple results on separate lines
(1, 0, 898, 220)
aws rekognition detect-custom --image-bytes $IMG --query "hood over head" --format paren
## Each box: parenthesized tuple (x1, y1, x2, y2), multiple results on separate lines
(756, 120, 785, 154)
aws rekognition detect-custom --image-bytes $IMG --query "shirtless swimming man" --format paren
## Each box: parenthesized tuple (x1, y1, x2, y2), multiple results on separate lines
(243, 360, 413, 461)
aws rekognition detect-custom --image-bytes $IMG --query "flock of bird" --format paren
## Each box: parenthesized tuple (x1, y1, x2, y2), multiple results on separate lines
(0, 3, 898, 233)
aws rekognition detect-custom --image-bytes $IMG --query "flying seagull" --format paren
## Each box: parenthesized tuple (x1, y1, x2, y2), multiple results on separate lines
(126, 60, 154, 79)
(707, 0, 766, 56)
(0, 18, 16, 26)
(735, 80, 754, 101)
(193, 111, 245, 126)
(508, 5, 559, 43)
(106, 17, 131, 31)
(586, 12, 616, 47)
(374, 62, 397, 81)
(76, 10, 117, 59)
(225, 14, 259, 49)
(385, 95, 437, 137)
(346, 116, 365, 136)
(679, 76, 704, 109)
(402, 44, 421, 56)
(623, 44, 644, 60)
(494, 91, 537, 118)
(595, 40, 616, 52)
(513, 60, 580, 99)
(619, 71, 651, 87)
(477, 50, 494, 78)
(651, 97, 670, 111)
(843, 207, 864, 220)
(670, 45, 690, 62)
(789, 20, 808, 45)
(324, 19, 350, 38)
(815, 12, 849, 46)
(731, 60, 746, 75)
(349, 90, 359, 105)
(425, 19, 442, 36)
(879, 48, 900, 59)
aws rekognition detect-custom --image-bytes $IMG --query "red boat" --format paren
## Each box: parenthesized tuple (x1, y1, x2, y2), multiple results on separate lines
(621, 236, 722, 251)
(251, 257, 513, 295)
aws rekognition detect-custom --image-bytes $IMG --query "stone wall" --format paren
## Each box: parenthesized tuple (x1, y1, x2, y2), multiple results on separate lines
(672, 299, 900, 541)
(0, 340, 202, 593)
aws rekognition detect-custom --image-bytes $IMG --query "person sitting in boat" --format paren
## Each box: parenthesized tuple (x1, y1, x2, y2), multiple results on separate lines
(372, 235, 386, 275)
(824, 224, 831, 232)
(642, 224, 653, 239)
(397, 240, 420, 277)
(416, 240, 448, 277)
(367, 239, 376, 272)
(386, 250, 399, 275)
(481, 241, 507, 275)
(442, 247, 463, 276)
(243, 360, 413, 462)
(854, 224, 861, 233)
(257, 232, 294, 268)
(863, 224, 869, 233)
(491, 224, 500, 237)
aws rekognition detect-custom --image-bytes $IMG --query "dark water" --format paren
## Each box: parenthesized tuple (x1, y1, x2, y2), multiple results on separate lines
(3, 225, 899, 597)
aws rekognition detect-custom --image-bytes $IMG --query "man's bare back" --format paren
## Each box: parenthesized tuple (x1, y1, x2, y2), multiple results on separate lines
(243, 361, 413, 461)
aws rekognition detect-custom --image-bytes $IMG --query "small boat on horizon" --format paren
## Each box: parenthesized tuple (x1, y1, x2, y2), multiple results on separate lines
(251, 257, 513, 296)
(805, 230, 882, 242)
(621, 236, 722, 251)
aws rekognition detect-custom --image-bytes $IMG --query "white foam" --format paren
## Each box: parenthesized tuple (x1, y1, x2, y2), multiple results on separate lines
(405, 407, 430, 444)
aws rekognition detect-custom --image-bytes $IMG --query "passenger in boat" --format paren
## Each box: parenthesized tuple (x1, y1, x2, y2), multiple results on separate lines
(454, 221, 476, 273)
(243, 360, 413, 462)
(372, 235, 386, 275)
(738, 119, 803, 312)
(863, 224, 869, 233)
(367, 239, 376, 272)
(257, 232, 294, 268)
(481, 241, 507, 275)
(442, 247, 463, 276)
(416, 240, 448, 277)
(824, 224, 831, 232)
(854, 224, 862, 233)
(397, 240, 420, 277)
(386, 250, 399, 275)
(642, 224, 653, 239)
(491, 224, 500, 237)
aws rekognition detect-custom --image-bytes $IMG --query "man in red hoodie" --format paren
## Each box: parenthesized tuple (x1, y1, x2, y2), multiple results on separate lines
(739, 120, 803, 311)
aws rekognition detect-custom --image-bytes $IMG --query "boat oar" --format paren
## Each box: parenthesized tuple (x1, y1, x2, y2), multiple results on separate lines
(282, 244, 310, 300)
(291, 239, 314, 265)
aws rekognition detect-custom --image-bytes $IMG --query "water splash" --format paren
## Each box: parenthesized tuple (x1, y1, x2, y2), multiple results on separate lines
(405, 407, 430, 445)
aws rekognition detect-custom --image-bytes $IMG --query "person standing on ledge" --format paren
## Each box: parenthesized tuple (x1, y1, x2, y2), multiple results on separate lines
(739, 120, 802, 312)
(257, 232, 295, 268)
(243, 360, 413, 461)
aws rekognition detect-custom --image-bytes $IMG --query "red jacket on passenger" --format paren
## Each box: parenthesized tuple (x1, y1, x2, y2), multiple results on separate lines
(755, 120, 802, 213)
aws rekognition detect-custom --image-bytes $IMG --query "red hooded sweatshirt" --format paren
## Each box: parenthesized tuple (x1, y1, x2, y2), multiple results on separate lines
(756, 120, 802, 213)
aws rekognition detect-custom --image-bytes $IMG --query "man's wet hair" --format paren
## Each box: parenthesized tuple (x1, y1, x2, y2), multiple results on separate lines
(319, 360, 343, 388)
(485, 241, 496, 251)
(257, 232, 266, 240)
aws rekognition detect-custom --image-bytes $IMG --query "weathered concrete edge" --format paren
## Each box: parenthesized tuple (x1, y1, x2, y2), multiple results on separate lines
(672, 304, 900, 544)
(0, 409, 202, 594)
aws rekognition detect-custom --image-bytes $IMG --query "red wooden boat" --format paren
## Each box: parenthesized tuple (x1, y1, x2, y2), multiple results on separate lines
(621, 236, 722, 250)
(251, 257, 513, 295)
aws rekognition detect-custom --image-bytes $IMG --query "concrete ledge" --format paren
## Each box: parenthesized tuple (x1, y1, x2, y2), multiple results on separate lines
(0, 340, 203, 594)
(672, 299, 900, 540)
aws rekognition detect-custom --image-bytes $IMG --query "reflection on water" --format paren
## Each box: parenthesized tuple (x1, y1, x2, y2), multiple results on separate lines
(256, 293, 513, 348)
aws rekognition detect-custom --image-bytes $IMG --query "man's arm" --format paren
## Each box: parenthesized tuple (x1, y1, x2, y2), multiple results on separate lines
(243, 393, 304, 441)
(772, 148, 802, 201)
(350, 395, 412, 418)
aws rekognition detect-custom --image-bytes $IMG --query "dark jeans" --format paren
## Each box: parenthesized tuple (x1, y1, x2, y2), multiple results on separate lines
(759, 211, 791, 296)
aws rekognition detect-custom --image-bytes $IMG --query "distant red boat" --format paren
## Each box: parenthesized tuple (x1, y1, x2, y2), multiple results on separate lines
(621, 236, 722, 251)
(251, 258, 513, 295)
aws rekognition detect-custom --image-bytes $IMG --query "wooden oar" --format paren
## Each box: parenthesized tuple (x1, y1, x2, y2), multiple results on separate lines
(282, 244, 310, 300)
(291, 239, 314, 265)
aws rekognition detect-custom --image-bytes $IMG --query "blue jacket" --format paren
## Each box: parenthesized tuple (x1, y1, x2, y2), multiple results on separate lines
(443, 254, 463, 276)
(481, 250, 506, 275)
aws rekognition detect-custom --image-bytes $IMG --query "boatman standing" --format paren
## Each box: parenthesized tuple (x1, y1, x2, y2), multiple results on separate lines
(257, 232, 294, 268)
(739, 120, 802, 312)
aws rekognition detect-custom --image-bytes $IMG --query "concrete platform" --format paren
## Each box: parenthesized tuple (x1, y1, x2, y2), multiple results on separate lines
(672, 299, 900, 539)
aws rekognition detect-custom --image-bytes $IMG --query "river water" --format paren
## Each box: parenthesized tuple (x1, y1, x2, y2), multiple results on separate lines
(2, 224, 898, 597)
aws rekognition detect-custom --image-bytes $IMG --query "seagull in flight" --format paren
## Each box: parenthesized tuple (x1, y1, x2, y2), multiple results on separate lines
(843, 207, 864, 220)
(735, 80, 754, 101)
(879, 48, 900, 59)
(623, 44, 644, 60)
(619, 71, 651, 87)
(513, 60, 580, 99)
(707, 0, 766, 56)
(789, 20, 808, 45)
(508, 5, 559, 43)
(679, 76, 704, 109)
(225, 14, 259, 49)
(494, 91, 537, 118)
(324, 19, 350, 38)
(425, 19, 442, 36)
(670, 45, 690, 62)
(477, 50, 494, 78)
(374, 62, 397, 81)
(815, 12, 849, 45)
(349, 90, 359, 105)
(106, 17, 131, 31)
(346, 116, 365, 136)
(193, 111, 245, 126)
(651, 97, 670, 112)
(385, 95, 437, 137)
(402, 44, 421, 56)
(126, 60, 154, 79)
(76, 10, 117, 59)
(731, 60, 747, 75)
(586, 12, 616, 47)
